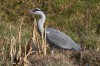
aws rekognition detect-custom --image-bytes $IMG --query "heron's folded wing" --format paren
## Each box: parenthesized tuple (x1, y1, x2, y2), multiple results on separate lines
(46, 28, 74, 49)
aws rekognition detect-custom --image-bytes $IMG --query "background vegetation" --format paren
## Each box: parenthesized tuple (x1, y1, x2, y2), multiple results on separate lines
(0, 0, 100, 66)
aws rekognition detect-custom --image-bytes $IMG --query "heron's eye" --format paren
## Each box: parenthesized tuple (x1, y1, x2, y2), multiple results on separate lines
(32, 9, 35, 12)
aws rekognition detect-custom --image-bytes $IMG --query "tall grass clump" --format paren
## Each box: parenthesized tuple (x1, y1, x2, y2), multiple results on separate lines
(0, 0, 100, 66)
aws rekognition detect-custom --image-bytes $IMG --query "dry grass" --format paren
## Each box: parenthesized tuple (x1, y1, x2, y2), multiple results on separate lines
(0, 17, 100, 66)
(0, 0, 100, 66)
(16, 50, 100, 66)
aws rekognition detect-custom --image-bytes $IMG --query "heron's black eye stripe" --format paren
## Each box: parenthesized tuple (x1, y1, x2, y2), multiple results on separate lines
(32, 9, 41, 12)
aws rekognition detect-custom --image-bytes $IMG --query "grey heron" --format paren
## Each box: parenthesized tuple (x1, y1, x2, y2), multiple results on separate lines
(30, 8, 81, 53)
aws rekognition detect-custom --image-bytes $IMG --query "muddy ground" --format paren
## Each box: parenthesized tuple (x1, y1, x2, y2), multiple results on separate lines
(16, 50, 100, 66)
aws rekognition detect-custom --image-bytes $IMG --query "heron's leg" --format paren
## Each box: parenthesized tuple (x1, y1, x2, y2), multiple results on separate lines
(50, 47, 55, 54)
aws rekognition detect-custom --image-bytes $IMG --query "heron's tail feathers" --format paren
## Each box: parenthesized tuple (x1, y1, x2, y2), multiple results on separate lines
(72, 43, 81, 51)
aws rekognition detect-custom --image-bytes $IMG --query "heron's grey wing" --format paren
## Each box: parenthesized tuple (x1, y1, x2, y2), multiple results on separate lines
(46, 28, 75, 49)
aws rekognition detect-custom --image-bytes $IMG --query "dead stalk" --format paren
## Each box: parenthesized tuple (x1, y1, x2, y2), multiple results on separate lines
(44, 26, 47, 56)
(17, 17, 23, 61)
(32, 18, 36, 46)
(24, 51, 36, 66)
(9, 25, 16, 65)
(10, 36, 16, 65)
(12, 36, 16, 57)
(25, 41, 28, 57)
(32, 18, 41, 54)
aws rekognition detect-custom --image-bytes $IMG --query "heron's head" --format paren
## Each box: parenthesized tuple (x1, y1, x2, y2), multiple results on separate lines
(30, 8, 43, 15)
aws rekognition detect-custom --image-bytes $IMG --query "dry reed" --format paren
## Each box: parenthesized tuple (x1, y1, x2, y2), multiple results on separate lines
(10, 36, 16, 65)
(17, 17, 23, 62)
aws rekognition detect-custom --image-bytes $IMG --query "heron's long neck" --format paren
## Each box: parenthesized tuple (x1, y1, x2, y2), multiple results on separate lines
(38, 12, 46, 35)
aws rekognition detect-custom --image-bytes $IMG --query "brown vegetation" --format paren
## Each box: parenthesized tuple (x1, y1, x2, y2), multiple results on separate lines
(0, 0, 100, 66)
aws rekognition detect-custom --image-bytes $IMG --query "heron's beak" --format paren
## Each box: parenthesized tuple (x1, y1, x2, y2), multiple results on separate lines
(29, 10, 32, 14)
